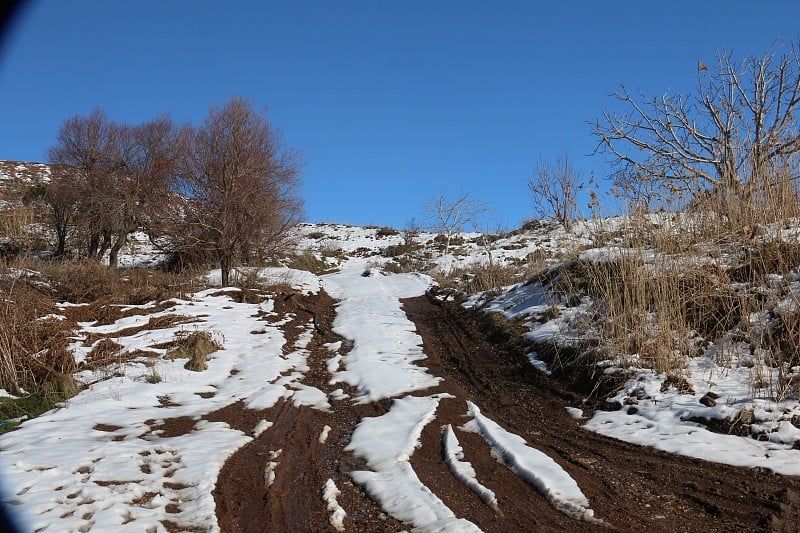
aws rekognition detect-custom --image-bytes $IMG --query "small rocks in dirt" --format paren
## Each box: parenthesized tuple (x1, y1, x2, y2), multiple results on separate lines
(699, 392, 719, 407)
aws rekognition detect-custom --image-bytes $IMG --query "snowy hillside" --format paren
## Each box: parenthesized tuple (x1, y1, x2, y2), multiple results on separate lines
(1, 219, 800, 531)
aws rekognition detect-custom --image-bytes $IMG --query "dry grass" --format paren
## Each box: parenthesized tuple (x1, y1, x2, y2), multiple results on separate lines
(0, 258, 206, 402)
(0, 276, 77, 397)
(31, 259, 202, 304)
(562, 165, 800, 379)
(165, 331, 222, 372)
(288, 250, 329, 274)
(0, 206, 44, 257)
(432, 261, 543, 295)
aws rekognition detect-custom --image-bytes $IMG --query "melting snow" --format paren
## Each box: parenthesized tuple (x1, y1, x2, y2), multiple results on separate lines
(461, 402, 600, 523)
(442, 424, 500, 513)
(346, 394, 480, 532)
(323, 264, 441, 403)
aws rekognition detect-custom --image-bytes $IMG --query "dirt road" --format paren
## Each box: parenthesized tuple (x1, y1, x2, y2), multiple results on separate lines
(208, 289, 800, 532)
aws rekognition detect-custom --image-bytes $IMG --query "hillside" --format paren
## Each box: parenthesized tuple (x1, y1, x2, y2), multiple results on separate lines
(0, 160, 51, 202)
(1, 207, 800, 530)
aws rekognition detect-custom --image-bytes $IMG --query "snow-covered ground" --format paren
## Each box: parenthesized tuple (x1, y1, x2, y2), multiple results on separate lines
(0, 239, 601, 531)
(4, 217, 800, 530)
(473, 237, 800, 477)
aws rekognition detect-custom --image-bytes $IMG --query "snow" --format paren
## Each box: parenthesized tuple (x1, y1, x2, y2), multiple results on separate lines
(565, 407, 585, 419)
(322, 479, 347, 531)
(346, 394, 480, 532)
(465, 217, 800, 478)
(204, 266, 321, 293)
(319, 425, 332, 444)
(442, 424, 499, 513)
(9, 217, 800, 528)
(0, 282, 334, 531)
(583, 359, 800, 476)
(264, 449, 281, 488)
(461, 402, 600, 523)
(323, 263, 441, 403)
(253, 419, 273, 438)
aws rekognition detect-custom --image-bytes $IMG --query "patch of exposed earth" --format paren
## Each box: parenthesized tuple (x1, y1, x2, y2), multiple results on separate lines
(152, 287, 800, 532)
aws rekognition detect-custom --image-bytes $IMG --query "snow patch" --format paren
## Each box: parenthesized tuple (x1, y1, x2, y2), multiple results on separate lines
(346, 394, 479, 532)
(253, 419, 273, 438)
(322, 479, 347, 531)
(323, 266, 440, 403)
(462, 402, 600, 523)
(442, 424, 500, 513)
(319, 425, 332, 444)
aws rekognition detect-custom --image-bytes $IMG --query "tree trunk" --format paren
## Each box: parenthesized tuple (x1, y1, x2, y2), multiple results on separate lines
(220, 256, 230, 287)
(87, 232, 100, 259)
(55, 228, 67, 257)
(108, 230, 127, 268)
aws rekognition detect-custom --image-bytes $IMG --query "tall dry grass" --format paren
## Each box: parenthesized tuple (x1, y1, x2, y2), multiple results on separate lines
(569, 163, 800, 389)
(0, 257, 206, 401)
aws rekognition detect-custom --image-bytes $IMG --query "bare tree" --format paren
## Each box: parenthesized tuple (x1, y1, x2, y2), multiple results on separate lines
(402, 217, 421, 248)
(47, 109, 121, 260)
(528, 151, 580, 230)
(423, 190, 488, 255)
(177, 97, 303, 286)
(592, 41, 800, 207)
(472, 210, 505, 267)
(39, 166, 80, 257)
(47, 111, 183, 266)
(106, 117, 185, 266)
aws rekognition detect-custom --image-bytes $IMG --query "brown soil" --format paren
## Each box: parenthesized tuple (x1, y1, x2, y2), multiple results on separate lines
(403, 294, 800, 533)
(211, 289, 406, 532)
(185, 287, 800, 532)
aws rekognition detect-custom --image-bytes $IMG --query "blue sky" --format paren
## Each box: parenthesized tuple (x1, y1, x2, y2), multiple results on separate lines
(1, 1, 799, 229)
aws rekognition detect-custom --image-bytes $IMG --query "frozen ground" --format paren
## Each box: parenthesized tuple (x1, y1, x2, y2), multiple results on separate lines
(0, 237, 600, 531)
(3, 219, 800, 530)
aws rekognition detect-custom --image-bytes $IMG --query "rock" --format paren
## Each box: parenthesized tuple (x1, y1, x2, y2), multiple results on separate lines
(699, 392, 718, 407)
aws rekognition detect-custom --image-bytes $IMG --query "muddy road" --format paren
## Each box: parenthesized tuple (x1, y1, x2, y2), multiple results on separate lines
(207, 289, 800, 532)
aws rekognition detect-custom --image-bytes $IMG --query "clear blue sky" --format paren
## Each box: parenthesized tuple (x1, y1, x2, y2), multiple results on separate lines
(1, 1, 799, 229)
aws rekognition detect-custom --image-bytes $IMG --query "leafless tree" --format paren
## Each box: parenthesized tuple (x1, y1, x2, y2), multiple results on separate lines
(47, 111, 183, 266)
(423, 190, 488, 255)
(47, 109, 120, 260)
(472, 210, 506, 267)
(592, 41, 800, 207)
(106, 117, 185, 266)
(528, 151, 580, 230)
(402, 217, 421, 248)
(42, 166, 80, 257)
(176, 97, 303, 286)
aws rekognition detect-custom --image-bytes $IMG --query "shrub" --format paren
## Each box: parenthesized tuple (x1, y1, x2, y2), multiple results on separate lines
(375, 226, 399, 237)
(288, 250, 329, 274)
(165, 331, 222, 372)
(0, 273, 77, 397)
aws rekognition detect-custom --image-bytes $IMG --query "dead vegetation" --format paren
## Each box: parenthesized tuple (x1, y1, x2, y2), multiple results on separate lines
(165, 331, 222, 371)
(0, 257, 207, 409)
(541, 175, 800, 394)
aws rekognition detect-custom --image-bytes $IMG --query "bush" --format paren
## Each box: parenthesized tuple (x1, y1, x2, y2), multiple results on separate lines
(0, 274, 77, 397)
(375, 226, 399, 237)
(288, 250, 329, 274)
(165, 331, 222, 372)
(432, 262, 537, 295)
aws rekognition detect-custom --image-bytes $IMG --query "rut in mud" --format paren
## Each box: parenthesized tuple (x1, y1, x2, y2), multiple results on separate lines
(210, 289, 404, 532)
(205, 287, 800, 532)
(403, 294, 800, 533)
